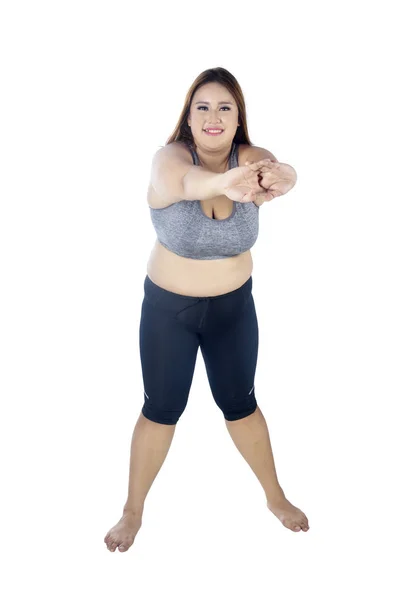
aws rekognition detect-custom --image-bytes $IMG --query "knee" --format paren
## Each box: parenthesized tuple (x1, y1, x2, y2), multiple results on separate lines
(223, 402, 258, 421)
(216, 388, 258, 421)
(141, 396, 187, 426)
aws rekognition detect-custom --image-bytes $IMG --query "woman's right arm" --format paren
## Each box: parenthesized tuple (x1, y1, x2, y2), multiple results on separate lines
(150, 143, 224, 208)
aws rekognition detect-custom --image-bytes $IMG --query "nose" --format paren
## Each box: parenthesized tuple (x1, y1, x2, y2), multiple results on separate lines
(208, 109, 222, 123)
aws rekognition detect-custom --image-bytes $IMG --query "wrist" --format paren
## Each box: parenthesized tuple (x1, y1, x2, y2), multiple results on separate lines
(210, 172, 227, 197)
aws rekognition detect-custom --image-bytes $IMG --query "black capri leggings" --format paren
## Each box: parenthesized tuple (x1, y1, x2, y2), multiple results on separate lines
(139, 274, 259, 425)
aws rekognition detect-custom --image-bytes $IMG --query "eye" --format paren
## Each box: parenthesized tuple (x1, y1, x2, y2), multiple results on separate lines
(197, 106, 231, 111)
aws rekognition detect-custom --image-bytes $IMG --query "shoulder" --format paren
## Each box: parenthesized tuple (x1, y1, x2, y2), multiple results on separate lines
(151, 141, 194, 175)
(148, 141, 194, 209)
(237, 143, 278, 167)
(156, 140, 193, 160)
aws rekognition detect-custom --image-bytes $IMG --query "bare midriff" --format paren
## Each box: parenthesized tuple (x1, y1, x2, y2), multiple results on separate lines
(147, 237, 253, 297)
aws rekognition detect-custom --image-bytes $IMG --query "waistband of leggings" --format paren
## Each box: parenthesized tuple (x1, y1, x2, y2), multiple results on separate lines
(144, 274, 252, 304)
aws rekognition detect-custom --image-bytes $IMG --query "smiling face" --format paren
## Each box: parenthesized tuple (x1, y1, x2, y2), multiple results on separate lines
(187, 82, 240, 149)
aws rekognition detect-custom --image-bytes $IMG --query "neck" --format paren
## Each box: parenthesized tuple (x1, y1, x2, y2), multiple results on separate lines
(192, 142, 233, 173)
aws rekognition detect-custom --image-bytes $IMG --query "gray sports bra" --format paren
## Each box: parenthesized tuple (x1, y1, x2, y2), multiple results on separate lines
(149, 142, 260, 260)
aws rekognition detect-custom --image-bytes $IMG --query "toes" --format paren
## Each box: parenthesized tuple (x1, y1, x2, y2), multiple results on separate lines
(301, 517, 309, 530)
(118, 545, 126, 552)
(283, 519, 301, 532)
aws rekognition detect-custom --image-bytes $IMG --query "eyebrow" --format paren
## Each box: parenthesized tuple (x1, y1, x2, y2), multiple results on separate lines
(194, 101, 234, 105)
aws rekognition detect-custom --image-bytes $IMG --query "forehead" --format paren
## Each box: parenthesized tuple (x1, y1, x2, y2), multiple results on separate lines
(192, 82, 236, 104)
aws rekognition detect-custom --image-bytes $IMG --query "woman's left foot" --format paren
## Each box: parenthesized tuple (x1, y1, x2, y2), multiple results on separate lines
(267, 495, 309, 532)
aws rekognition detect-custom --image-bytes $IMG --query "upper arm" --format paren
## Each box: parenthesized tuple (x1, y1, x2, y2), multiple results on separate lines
(149, 142, 194, 208)
(239, 144, 278, 165)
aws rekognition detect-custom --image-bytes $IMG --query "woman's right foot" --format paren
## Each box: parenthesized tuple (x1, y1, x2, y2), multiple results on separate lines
(104, 511, 143, 552)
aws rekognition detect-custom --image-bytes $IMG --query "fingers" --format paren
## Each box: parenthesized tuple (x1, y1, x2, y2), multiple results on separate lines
(245, 158, 274, 172)
(254, 158, 273, 164)
(242, 190, 274, 203)
(255, 191, 274, 202)
(242, 189, 254, 202)
(245, 158, 273, 165)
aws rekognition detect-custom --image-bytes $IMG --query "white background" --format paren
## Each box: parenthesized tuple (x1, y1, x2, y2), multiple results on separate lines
(1, 0, 399, 598)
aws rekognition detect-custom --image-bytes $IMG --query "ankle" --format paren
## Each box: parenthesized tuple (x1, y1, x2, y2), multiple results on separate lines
(123, 505, 143, 519)
(266, 486, 286, 504)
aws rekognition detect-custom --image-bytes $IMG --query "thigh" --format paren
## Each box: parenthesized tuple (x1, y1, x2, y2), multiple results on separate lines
(200, 292, 259, 418)
(139, 296, 200, 424)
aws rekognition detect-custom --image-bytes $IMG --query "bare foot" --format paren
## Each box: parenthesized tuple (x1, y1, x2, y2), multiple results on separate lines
(267, 495, 309, 532)
(104, 511, 143, 552)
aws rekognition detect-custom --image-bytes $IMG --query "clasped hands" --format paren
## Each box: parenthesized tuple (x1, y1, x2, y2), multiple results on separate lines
(245, 158, 297, 202)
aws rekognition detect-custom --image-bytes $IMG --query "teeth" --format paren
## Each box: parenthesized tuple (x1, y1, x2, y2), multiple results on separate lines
(206, 129, 222, 133)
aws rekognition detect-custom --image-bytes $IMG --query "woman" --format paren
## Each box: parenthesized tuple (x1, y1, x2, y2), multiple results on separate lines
(104, 67, 309, 553)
